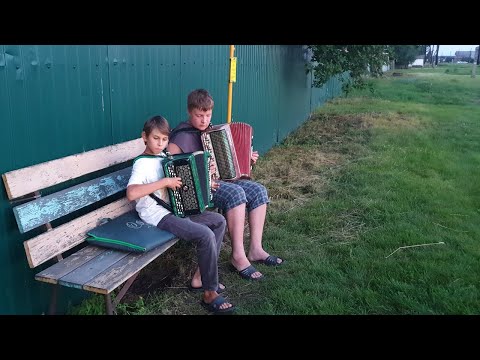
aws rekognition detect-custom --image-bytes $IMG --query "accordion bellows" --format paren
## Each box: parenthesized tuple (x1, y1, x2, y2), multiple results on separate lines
(201, 122, 253, 181)
(162, 151, 213, 217)
(230, 122, 253, 179)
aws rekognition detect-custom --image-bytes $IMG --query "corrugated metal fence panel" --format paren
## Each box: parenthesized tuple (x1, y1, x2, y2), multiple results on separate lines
(2, 45, 112, 168)
(311, 72, 346, 110)
(0, 45, 14, 176)
(0, 45, 16, 313)
(234, 45, 278, 155)
(0, 45, 109, 314)
(106, 45, 230, 139)
(234, 45, 313, 154)
(107, 45, 183, 142)
(277, 45, 313, 144)
(179, 45, 230, 127)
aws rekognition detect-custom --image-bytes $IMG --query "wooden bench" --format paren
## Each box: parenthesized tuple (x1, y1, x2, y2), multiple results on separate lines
(2, 138, 179, 315)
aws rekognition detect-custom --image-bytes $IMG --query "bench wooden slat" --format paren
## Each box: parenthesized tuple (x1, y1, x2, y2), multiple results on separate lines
(2, 137, 144, 200)
(24, 198, 135, 268)
(83, 238, 179, 294)
(14, 167, 133, 234)
(58, 250, 130, 289)
(35, 245, 107, 285)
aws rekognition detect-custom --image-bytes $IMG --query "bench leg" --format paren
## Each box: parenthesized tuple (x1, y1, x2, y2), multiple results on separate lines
(105, 294, 114, 315)
(48, 285, 58, 315)
(104, 271, 141, 315)
(113, 271, 140, 307)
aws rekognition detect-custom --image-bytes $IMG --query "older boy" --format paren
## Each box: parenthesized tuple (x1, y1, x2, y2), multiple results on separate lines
(167, 89, 284, 281)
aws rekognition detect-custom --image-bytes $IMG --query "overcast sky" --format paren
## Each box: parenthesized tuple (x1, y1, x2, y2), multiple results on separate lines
(438, 45, 478, 56)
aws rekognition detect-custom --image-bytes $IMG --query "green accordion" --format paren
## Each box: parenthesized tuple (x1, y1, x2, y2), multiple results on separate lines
(162, 151, 213, 217)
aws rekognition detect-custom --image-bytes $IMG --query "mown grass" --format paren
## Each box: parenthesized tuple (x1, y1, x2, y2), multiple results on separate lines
(70, 63, 480, 315)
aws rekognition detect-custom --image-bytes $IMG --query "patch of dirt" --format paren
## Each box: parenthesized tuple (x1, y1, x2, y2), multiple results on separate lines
(122, 244, 197, 301)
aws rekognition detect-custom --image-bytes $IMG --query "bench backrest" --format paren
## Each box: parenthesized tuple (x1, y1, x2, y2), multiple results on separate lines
(2, 138, 145, 268)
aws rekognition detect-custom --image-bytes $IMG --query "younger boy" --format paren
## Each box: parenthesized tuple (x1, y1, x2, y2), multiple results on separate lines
(127, 115, 235, 314)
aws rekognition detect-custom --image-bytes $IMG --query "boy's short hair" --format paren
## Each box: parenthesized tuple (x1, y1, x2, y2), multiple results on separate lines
(143, 115, 170, 136)
(187, 89, 214, 112)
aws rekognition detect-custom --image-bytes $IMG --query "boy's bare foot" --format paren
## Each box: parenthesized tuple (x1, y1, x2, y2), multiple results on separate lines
(203, 291, 234, 311)
(190, 281, 226, 292)
(248, 249, 284, 265)
(230, 258, 263, 279)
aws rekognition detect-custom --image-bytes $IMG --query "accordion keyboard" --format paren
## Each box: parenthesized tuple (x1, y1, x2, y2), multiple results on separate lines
(209, 131, 236, 179)
(166, 163, 199, 215)
(201, 135, 220, 181)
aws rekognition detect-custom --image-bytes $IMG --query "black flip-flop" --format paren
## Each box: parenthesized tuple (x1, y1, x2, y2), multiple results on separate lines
(230, 264, 264, 281)
(201, 295, 236, 314)
(253, 255, 285, 267)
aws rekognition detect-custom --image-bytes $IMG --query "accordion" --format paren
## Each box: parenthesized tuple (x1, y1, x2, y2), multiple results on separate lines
(162, 151, 213, 217)
(201, 122, 253, 181)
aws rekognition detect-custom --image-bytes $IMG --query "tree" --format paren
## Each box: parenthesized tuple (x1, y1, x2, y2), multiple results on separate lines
(391, 45, 423, 68)
(424, 45, 434, 66)
(306, 45, 391, 94)
(423, 45, 439, 67)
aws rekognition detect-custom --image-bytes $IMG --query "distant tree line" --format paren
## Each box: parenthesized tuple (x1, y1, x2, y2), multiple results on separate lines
(305, 45, 437, 94)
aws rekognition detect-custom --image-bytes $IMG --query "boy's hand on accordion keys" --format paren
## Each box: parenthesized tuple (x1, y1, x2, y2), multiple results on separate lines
(211, 180, 220, 192)
(251, 151, 259, 164)
(209, 162, 216, 174)
(165, 177, 182, 190)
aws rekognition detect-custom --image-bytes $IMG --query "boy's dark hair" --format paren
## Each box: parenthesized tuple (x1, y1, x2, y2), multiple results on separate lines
(187, 89, 214, 112)
(143, 115, 170, 137)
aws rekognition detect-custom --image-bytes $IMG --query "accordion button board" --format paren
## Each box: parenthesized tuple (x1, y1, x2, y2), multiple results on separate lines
(162, 151, 212, 217)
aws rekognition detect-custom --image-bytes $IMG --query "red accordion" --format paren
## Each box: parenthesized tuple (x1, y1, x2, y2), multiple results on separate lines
(201, 122, 253, 181)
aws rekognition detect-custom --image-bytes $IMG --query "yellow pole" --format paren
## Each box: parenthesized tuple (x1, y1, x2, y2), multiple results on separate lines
(227, 45, 236, 123)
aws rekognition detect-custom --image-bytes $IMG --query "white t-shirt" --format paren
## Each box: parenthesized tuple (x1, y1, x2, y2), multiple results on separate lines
(127, 155, 171, 226)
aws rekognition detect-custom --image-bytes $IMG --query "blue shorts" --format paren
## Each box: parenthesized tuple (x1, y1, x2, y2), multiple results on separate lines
(213, 179, 269, 213)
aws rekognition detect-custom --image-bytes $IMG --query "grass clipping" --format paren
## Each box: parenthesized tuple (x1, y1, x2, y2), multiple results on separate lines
(253, 113, 367, 212)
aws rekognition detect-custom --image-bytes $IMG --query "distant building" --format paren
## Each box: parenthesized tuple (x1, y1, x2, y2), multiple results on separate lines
(455, 47, 479, 62)
(410, 56, 424, 67)
(439, 56, 455, 63)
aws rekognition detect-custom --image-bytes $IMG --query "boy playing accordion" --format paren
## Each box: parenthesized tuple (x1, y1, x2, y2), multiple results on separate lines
(127, 115, 235, 314)
(168, 89, 284, 281)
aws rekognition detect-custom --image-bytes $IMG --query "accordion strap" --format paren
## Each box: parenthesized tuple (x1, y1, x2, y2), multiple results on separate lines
(132, 153, 173, 212)
(149, 193, 173, 213)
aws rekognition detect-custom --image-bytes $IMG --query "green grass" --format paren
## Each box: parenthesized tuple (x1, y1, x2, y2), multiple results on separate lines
(71, 63, 480, 315)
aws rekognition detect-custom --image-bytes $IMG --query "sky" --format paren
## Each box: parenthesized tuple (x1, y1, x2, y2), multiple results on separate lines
(438, 45, 478, 56)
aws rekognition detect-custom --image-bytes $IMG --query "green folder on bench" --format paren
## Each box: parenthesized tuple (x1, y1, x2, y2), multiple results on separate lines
(87, 210, 176, 253)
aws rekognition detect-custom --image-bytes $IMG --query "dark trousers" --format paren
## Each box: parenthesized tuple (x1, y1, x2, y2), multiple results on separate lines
(157, 211, 226, 291)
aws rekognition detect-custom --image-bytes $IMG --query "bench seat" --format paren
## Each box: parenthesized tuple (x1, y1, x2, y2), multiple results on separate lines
(37, 238, 178, 296)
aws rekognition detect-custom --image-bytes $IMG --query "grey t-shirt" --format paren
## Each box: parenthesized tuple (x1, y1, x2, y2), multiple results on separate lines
(169, 121, 202, 154)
